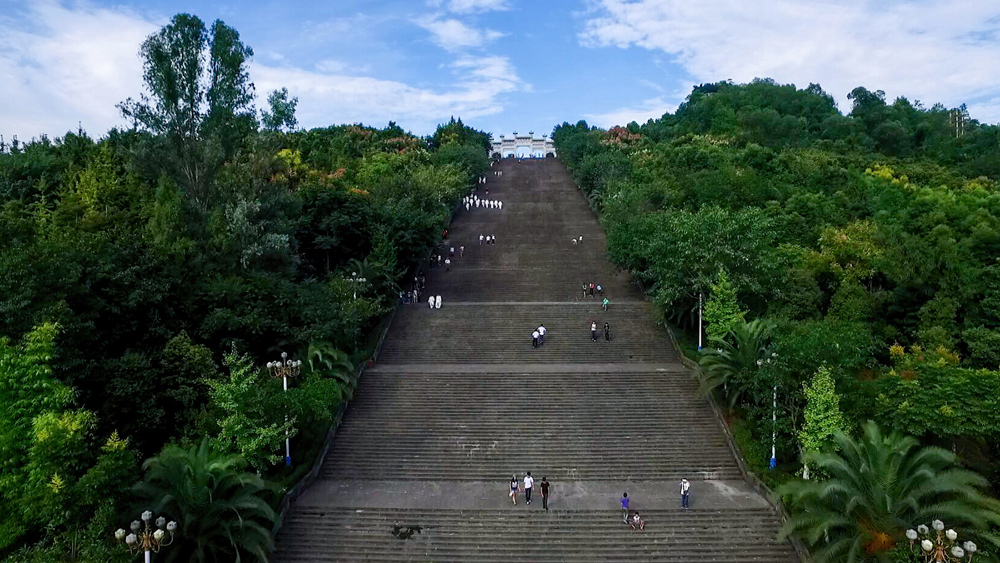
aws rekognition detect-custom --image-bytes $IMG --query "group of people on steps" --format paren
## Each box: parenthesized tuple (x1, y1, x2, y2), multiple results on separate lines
(504, 477, 694, 530)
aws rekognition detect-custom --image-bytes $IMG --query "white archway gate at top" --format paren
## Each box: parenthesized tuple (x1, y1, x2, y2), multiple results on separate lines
(492, 131, 556, 158)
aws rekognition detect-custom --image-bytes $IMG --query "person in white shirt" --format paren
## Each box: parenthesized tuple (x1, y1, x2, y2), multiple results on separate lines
(479, 234, 484, 245)
(490, 234, 496, 245)
(523, 473, 534, 505)
(435, 295, 442, 309)
(680, 479, 691, 508)
(428, 295, 434, 309)
(498, 201, 503, 210)
(532, 330, 539, 348)
(537, 325, 546, 345)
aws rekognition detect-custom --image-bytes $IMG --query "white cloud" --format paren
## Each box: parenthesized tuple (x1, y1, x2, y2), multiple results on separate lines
(415, 15, 504, 51)
(253, 55, 525, 134)
(584, 96, 678, 128)
(0, 0, 158, 141)
(580, 0, 1000, 121)
(968, 98, 1000, 126)
(0, 1, 523, 140)
(428, 0, 510, 14)
(314, 59, 370, 74)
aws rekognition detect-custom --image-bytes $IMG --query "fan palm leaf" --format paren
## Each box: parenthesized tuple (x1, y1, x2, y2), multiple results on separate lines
(133, 439, 276, 562)
(779, 421, 1000, 563)
(697, 319, 774, 407)
(306, 340, 356, 392)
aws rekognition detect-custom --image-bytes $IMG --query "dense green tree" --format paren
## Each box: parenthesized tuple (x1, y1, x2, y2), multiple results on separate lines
(0, 11, 498, 559)
(698, 319, 775, 407)
(119, 13, 255, 202)
(553, 78, 1000, 531)
(205, 349, 296, 471)
(134, 440, 276, 562)
(704, 269, 746, 340)
(780, 422, 1000, 562)
(261, 88, 298, 133)
(798, 366, 845, 478)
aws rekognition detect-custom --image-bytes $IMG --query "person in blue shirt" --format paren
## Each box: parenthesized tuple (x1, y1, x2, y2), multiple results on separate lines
(620, 492, 629, 523)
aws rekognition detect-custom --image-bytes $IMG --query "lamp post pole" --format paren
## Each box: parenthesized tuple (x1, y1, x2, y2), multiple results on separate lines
(770, 385, 777, 469)
(349, 272, 367, 300)
(115, 511, 176, 562)
(697, 292, 703, 351)
(267, 352, 302, 467)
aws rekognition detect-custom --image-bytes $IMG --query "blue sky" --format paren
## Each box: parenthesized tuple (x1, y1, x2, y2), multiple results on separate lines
(2, 0, 999, 142)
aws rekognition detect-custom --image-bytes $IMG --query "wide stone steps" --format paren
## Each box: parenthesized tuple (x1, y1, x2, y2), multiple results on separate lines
(418, 267, 631, 303)
(270, 159, 797, 561)
(377, 303, 677, 364)
(273, 508, 797, 562)
(318, 371, 740, 481)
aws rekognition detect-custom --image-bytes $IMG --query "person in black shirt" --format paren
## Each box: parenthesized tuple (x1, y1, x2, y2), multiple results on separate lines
(540, 477, 550, 511)
(604, 322, 611, 342)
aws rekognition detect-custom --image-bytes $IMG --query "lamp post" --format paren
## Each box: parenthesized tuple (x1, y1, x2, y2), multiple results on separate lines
(267, 352, 302, 466)
(115, 511, 176, 563)
(769, 384, 778, 469)
(697, 292, 703, 351)
(349, 272, 367, 299)
(906, 521, 977, 562)
(756, 354, 778, 470)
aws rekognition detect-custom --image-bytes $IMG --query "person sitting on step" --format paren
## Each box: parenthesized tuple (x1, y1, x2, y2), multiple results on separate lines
(630, 511, 644, 531)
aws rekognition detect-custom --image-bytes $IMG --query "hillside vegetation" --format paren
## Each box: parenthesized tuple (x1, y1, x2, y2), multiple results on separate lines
(554, 79, 1000, 560)
(0, 13, 488, 562)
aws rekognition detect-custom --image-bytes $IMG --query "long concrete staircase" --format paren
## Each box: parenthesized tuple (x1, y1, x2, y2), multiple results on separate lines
(273, 159, 797, 562)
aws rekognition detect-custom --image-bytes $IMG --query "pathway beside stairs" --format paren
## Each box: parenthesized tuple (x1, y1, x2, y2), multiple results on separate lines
(273, 159, 797, 562)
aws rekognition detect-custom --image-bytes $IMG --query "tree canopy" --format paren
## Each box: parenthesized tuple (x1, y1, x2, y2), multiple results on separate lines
(0, 13, 491, 561)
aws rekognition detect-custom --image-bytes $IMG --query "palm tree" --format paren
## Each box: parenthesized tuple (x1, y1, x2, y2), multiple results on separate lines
(306, 340, 356, 395)
(134, 440, 276, 563)
(779, 421, 1000, 563)
(697, 319, 774, 407)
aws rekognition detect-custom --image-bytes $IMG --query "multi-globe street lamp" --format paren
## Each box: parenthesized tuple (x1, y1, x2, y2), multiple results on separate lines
(906, 520, 977, 562)
(266, 351, 302, 466)
(114, 511, 176, 563)
(349, 272, 367, 299)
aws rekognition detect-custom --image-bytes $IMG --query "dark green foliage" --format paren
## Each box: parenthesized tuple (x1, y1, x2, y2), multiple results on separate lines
(261, 88, 298, 133)
(1, 13, 490, 558)
(779, 422, 1000, 562)
(876, 364, 1000, 440)
(554, 78, 1000, 549)
(698, 319, 775, 408)
(704, 270, 746, 340)
(134, 440, 276, 562)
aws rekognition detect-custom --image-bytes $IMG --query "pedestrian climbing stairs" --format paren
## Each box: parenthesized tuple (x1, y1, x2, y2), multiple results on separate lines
(272, 158, 798, 562)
